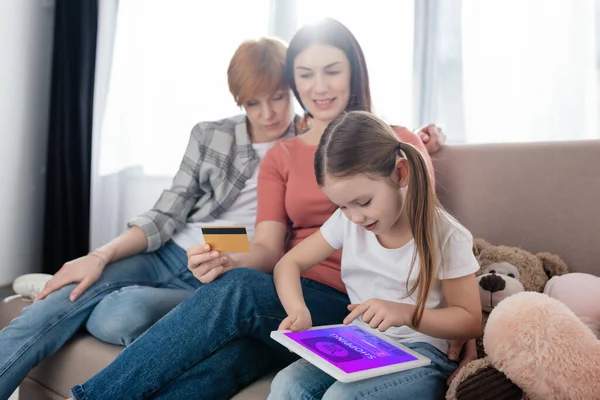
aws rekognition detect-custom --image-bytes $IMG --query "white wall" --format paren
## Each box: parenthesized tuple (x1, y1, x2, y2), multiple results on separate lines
(0, 0, 55, 285)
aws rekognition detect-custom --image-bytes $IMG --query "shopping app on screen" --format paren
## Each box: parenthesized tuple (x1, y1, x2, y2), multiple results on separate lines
(284, 325, 418, 373)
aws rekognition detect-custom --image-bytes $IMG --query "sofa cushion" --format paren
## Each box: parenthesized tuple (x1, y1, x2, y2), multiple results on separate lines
(432, 140, 600, 275)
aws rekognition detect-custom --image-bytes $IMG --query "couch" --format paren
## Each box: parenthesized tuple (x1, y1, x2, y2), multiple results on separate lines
(2, 139, 599, 399)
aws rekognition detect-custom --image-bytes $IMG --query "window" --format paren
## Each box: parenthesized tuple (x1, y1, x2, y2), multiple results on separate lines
(99, 0, 270, 176)
(421, 0, 598, 143)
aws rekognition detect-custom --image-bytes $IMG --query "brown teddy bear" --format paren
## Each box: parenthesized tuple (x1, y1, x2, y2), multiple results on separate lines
(446, 239, 569, 400)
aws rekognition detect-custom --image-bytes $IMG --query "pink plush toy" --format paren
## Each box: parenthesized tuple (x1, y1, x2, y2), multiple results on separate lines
(544, 272, 600, 339)
(483, 277, 600, 400)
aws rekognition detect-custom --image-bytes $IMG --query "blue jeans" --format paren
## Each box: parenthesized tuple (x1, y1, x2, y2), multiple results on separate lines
(86, 284, 193, 346)
(268, 342, 457, 400)
(70, 268, 351, 400)
(0, 240, 197, 400)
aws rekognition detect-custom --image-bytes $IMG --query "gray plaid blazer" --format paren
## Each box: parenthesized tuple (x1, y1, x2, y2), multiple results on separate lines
(128, 114, 299, 251)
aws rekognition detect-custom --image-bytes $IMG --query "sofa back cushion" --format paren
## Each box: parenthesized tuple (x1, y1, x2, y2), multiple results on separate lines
(431, 140, 600, 275)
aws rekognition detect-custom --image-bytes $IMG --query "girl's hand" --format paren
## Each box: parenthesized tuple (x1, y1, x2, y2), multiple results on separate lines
(187, 244, 237, 283)
(344, 299, 414, 332)
(446, 338, 478, 385)
(279, 307, 312, 332)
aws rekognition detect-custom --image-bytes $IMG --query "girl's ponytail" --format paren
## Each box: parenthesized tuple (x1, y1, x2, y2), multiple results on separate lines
(398, 142, 439, 328)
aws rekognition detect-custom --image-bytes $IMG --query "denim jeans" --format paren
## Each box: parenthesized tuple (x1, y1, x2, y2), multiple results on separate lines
(268, 342, 458, 400)
(86, 284, 193, 346)
(70, 268, 351, 400)
(0, 240, 197, 400)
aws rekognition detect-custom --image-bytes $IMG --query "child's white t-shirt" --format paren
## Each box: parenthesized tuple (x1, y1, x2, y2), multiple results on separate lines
(320, 208, 480, 355)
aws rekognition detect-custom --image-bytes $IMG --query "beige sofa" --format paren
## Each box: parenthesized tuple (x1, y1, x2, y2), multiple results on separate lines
(2, 140, 599, 400)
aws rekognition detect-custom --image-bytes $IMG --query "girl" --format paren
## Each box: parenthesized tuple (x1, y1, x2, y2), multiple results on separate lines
(269, 111, 481, 400)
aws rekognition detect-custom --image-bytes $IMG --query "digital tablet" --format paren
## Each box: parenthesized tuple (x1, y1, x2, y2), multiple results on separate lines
(270, 324, 431, 382)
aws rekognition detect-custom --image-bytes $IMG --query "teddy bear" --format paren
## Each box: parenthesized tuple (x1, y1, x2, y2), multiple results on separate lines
(480, 273, 600, 400)
(446, 238, 569, 400)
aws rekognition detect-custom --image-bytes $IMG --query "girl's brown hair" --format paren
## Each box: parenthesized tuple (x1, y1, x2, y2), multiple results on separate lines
(315, 111, 440, 328)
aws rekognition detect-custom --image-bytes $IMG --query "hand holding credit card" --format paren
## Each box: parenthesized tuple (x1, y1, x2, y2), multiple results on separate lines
(201, 226, 251, 253)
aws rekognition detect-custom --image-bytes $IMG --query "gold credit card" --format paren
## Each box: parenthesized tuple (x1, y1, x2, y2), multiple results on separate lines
(201, 226, 250, 253)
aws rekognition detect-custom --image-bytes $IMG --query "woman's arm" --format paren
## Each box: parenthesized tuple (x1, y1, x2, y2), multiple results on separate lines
(186, 220, 288, 283)
(39, 127, 212, 298)
(273, 231, 337, 331)
(95, 226, 148, 263)
(274, 231, 336, 315)
(391, 125, 436, 188)
(188, 143, 293, 282)
(230, 220, 288, 271)
(415, 123, 446, 154)
(36, 226, 149, 301)
(128, 123, 209, 252)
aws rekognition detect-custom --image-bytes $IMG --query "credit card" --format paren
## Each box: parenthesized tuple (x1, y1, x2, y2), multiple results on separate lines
(201, 226, 250, 253)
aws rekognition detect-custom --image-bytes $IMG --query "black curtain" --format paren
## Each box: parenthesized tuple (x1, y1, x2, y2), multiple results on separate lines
(42, 0, 98, 274)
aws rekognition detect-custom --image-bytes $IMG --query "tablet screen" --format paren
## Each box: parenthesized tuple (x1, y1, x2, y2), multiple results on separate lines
(284, 325, 418, 373)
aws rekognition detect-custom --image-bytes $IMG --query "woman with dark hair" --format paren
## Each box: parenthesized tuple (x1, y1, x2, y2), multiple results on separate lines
(68, 19, 449, 400)
(285, 17, 372, 116)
